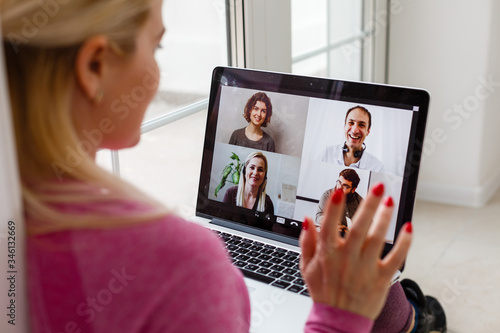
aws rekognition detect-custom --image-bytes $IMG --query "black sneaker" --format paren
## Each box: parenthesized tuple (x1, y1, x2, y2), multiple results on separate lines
(400, 279, 447, 333)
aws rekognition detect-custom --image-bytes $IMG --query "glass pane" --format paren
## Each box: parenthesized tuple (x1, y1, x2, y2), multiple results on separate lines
(292, 53, 328, 78)
(291, 0, 327, 57)
(329, 42, 361, 81)
(328, 0, 363, 44)
(96, 149, 113, 173)
(119, 110, 207, 217)
(146, 0, 228, 121)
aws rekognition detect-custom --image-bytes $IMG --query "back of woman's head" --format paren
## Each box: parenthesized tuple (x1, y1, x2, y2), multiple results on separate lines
(1, 0, 166, 234)
(1, 0, 151, 179)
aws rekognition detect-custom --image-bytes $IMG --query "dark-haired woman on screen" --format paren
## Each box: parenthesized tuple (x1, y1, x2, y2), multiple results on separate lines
(229, 92, 276, 152)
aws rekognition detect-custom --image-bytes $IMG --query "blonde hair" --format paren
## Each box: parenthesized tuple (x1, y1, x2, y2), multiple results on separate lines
(236, 152, 268, 212)
(1, 0, 169, 234)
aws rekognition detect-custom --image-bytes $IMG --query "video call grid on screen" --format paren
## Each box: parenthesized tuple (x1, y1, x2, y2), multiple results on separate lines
(198, 67, 428, 245)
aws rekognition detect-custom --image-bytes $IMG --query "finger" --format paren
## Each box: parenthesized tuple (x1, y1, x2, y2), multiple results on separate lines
(319, 189, 345, 248)
(362, 196, 395, 260)
(381, 222, 413, 275)
(346, 183, 385, 250)
(299, 217, 317, 271)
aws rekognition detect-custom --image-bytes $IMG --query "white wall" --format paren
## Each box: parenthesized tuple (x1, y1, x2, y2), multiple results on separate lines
(388, 0, 500, 207)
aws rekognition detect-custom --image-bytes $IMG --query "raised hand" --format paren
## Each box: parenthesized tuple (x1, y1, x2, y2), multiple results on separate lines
(300, 183, 412, 320)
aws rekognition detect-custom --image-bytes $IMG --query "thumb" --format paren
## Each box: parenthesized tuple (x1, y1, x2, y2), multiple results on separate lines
(300, 217, 317, 270)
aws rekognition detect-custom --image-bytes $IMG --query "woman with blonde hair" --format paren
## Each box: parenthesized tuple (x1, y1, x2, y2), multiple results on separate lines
(222, 151, 274, 216)
(1, 0, 444, 332)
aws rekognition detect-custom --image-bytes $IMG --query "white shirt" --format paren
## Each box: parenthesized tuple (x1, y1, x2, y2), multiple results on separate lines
(321, 144, 385, 173)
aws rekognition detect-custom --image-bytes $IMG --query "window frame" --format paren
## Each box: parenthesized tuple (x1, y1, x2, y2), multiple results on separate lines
(106, 0, 390, 176)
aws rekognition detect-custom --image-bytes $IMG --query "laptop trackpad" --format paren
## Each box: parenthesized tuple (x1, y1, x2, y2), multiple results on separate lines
(246, 278, 312, 333)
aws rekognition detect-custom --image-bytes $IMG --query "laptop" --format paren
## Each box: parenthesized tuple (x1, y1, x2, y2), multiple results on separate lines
(191, 66, 429, 332)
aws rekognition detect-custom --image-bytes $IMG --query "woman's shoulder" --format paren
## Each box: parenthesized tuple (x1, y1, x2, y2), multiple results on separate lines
(229, 127, 246, 138)
(226, 185, 238, 193)
(27, 194, 229, 265)
(27, 212, 250, 332)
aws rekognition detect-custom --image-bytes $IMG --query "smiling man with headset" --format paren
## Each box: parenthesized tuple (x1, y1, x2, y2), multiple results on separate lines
(322, 105, 385, 172)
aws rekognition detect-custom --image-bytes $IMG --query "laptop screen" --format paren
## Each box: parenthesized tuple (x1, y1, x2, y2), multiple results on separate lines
(197, 67, 429, 252)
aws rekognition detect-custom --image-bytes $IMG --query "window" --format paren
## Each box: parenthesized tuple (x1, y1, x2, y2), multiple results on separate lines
(97, 0, 390, 217)
(291, 0, 389, 82)
(97, 0, 228, 216)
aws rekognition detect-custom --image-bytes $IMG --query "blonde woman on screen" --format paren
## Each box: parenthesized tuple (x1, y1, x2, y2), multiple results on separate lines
(222, 151, 274, 216)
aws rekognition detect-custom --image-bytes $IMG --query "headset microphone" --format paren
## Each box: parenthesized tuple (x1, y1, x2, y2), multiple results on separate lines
(342, 142, 366, 159)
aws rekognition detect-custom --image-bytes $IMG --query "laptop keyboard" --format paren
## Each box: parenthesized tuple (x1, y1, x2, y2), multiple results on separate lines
(213, 230, 310, 297)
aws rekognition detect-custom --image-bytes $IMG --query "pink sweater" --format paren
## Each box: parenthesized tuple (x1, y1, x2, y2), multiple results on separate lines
(27, 200, 373, 332)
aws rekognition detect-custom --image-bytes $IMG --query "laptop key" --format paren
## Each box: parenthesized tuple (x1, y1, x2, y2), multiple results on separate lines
(271, 280, 291, 289)
(238, 254, 251, 261)
(239, 242, 252, 249)
(240, 269, 274, 284)
(234, 261, 247, 268)
(287, 284, 303, 293)
(256, 267, 272, 275)
(281, 275, 296, 283)
(283, 268, 296, 275)
(227, 239, 242, 246)
(270, 264, 286, 272)
(245, 264, 259, 271)
(294, 278, 305, 286)
(271, 251, 286, 258)
(269, 257, 284, 264)
(248, 258, 262, 265)
(259, 261, 273, 268)
(235, 247, 250, 255)
(300, 289, 310, 297)
(257, 254, 272, 261)
(269, 271, 284, 279)
(248, 251, 261, 257)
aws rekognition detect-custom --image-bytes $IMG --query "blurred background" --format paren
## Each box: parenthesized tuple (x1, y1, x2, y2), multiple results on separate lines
(94, 1, 500, 331)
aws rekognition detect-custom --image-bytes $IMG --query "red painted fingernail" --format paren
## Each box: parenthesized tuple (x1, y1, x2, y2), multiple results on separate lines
(372, 183, 384, 196)
(302, 218, 309, 231)
(384, 196, 394, 207)
(331, 188, 343, 204)
(405, 222, 412, 233)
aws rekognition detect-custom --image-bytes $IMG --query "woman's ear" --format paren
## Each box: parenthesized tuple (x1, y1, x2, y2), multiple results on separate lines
(74, 35, 109, 104)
